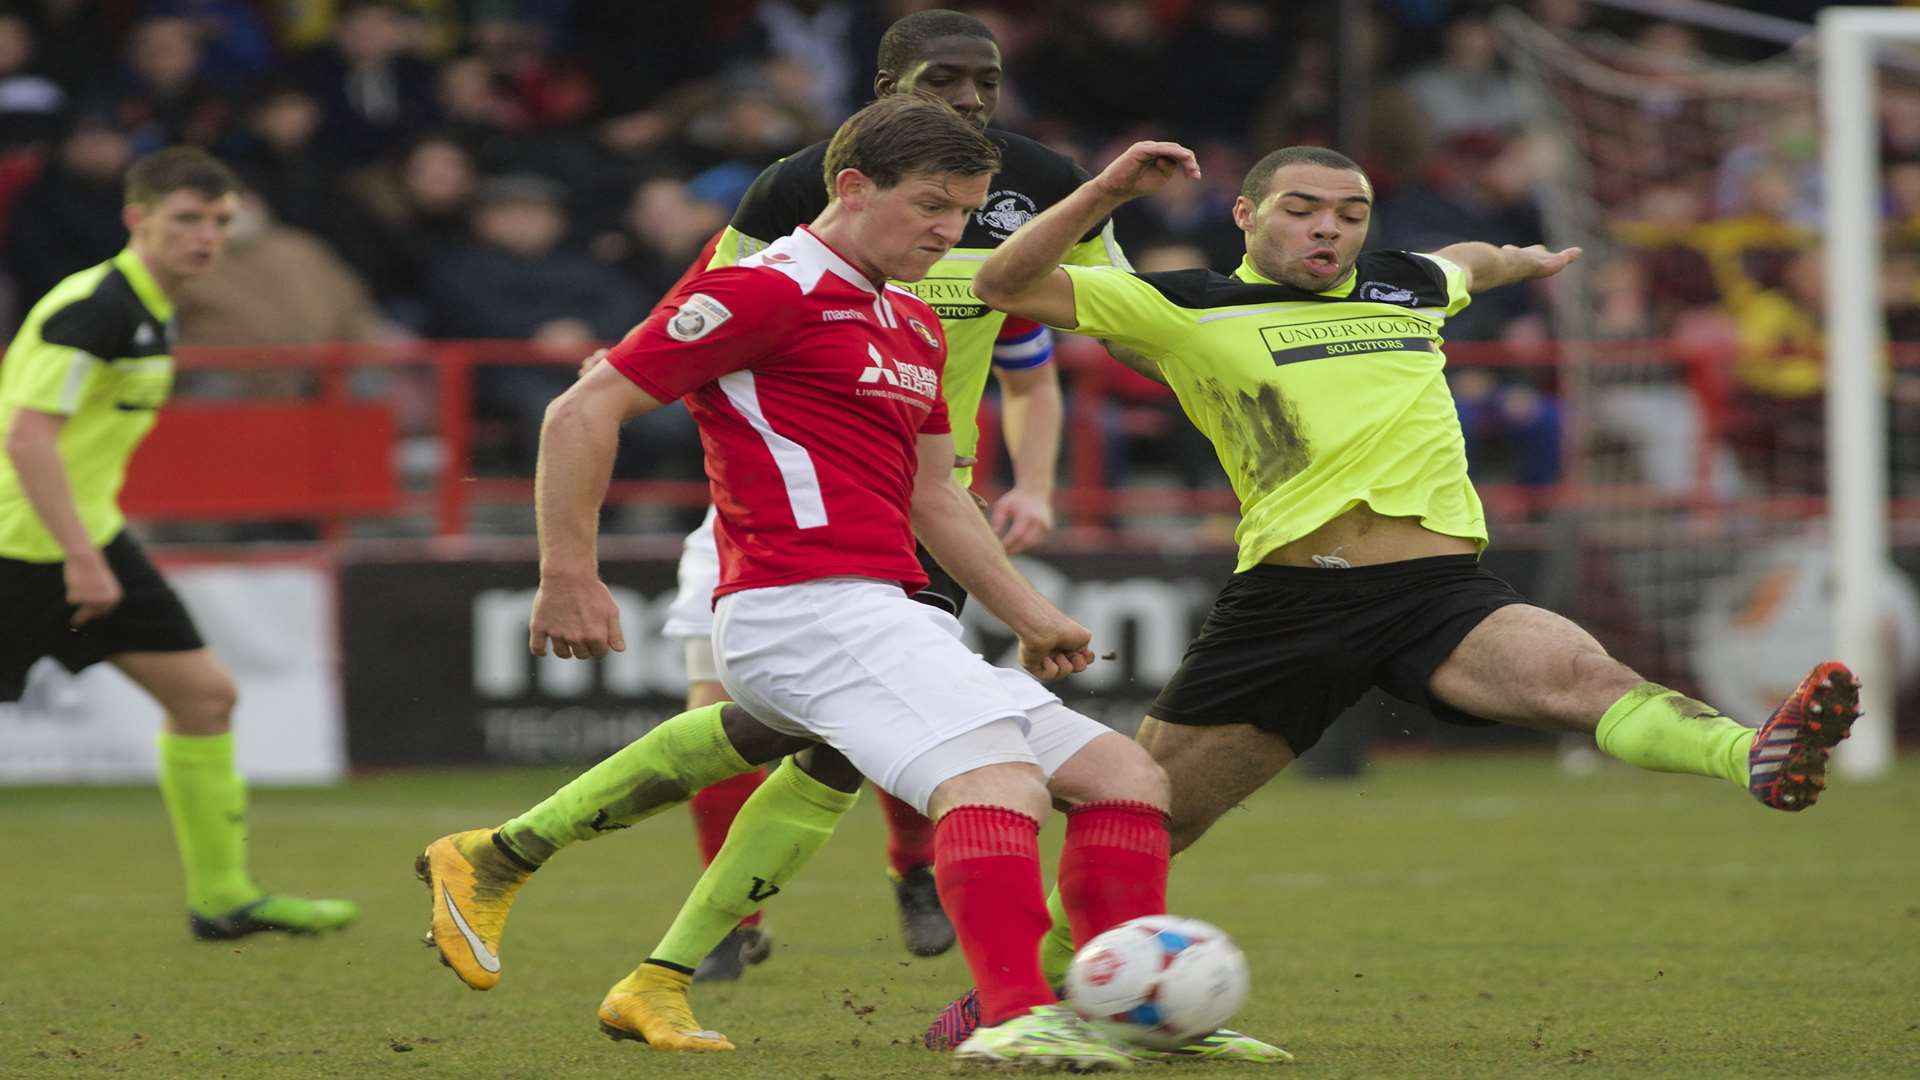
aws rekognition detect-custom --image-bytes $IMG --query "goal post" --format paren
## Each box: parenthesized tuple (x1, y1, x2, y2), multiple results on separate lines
(1819, 7, 1908, 779)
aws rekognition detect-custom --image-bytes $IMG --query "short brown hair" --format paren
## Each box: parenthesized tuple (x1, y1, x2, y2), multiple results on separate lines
(125, 146, 241, 207)
(822, 95, 1000, 197)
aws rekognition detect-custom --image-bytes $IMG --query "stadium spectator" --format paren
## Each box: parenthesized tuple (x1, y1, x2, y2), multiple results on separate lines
(1402, 11, 1527, 141)
(1374, 133, 1549, 341)
(221, 83, 364, 257)
(144, 0, 274, 96)
(1160, 1, 1288, 142)
(589, 174, 730, 306)
(94, 15, 230, 154)
(340, 132, 475, 326)
(1451, 365, 1563, 488)
(3, 112, 132, 308)
(434, 52, 527, 140)
(277, 0, 462, 56)
(1610, 175, 1723, 332)
(290, 0, 441, 167)
(462, 10, 593, 130)
(727, 0, 876, 130)
(425, 173, 648, 473)
(174, 189, 389, 347)
(0, 13, 65, 151)
(1016, 0, 1167, 137)
(1719, 246, 1825, 493)
(24, 0, 116, 101)
(1585, 252, 1738, 495)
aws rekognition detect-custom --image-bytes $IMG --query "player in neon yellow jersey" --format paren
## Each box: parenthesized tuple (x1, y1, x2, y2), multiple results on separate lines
(0, 147, 356, 940)
(915, 139, 1861, 1051)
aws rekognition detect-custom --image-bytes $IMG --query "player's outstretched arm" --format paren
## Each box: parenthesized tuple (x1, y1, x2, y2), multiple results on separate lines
(1434, 241, 1583, 294)
(910, 430, 1093, 680)
(530, 362, 665, 661)
(975, 140, 1201, 328)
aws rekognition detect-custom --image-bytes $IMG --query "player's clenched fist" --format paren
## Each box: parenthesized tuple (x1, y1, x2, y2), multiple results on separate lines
(529, 575, 627, 659)
(1092, 140, 1203, 203)
(1017, 615, 1096, 681)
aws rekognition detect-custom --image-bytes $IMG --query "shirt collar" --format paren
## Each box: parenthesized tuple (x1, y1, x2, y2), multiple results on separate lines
(113, 248, 175, 322)
(1232, 253, 1356, 297)
(796, 225, 883, 293)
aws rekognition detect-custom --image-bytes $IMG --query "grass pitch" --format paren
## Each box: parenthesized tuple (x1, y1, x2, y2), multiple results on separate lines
(4, 752, 1917, 1079)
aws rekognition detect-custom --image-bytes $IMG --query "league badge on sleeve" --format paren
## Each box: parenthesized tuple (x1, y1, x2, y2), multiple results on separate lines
(668, 293, 734, 342)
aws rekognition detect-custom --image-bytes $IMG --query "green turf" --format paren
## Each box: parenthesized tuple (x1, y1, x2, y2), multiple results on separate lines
(3, 753, 1917, 1078)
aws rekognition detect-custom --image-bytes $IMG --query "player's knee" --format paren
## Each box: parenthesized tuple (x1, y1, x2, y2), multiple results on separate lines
(163, 671, 237, 734)
(1057, 733, 1170, 810)
(719, 702, 812, 764)
(927, 761, 1050, 822)
(1100, 743, 1170, 809)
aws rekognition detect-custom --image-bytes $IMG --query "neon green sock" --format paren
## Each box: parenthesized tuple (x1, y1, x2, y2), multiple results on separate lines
(649, 759, 858, 969)
(1594, 683, 1753, 787)
(500, 704, 751, 864)
(1040, 885, 1075, 987)
(156, 732, 260, 915)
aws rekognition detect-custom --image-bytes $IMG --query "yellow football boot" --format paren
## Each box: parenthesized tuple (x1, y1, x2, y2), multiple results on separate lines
(415, 828, 532, 990)
(598, 963, 736, 1052)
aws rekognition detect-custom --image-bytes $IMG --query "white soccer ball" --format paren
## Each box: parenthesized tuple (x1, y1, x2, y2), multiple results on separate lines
(1063, 914, 1249, 1050)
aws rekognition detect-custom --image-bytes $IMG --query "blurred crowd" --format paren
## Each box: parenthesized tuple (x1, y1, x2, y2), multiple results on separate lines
(0, 0, 1895, 504)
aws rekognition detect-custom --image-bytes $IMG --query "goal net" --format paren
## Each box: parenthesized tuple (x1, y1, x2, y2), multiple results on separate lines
(1498, 9, 1916, 774)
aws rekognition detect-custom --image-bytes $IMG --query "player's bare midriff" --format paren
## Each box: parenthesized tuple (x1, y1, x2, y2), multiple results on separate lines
(1261, 502, 1476, 569)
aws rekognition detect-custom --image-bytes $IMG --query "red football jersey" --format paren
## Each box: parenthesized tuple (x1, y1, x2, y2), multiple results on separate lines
(607, 226, 950, 600)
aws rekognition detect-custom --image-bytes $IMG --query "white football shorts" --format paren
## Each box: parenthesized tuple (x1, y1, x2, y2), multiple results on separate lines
(712, 577, 1110, 813)
(663, 506, 722, 683)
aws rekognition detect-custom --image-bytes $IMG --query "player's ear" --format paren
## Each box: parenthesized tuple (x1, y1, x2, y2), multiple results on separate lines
(1231, 195, 1255, 233)
(122, 202, 145, 235)
(874, 69, 898, 98)
(834, 167, 873, 210)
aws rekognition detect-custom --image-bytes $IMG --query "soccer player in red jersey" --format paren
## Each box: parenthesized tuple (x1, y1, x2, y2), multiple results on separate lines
(652, 8, 1107, 977)
(418, 95, 1172, 1071)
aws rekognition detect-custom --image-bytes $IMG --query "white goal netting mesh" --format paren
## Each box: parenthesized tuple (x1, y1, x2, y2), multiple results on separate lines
(1497, 11, 1920, 720)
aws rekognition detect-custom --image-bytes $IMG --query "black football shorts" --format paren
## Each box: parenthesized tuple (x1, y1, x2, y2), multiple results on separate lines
(0, 530, 205, 701)
(1148, 554, 1528, 754)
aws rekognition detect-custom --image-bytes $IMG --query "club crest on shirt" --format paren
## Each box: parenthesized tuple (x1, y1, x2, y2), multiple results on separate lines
(668, 293, 733, 342)
(1357, 281, 1416, 304)
(907, 317, 938, 349)
(976, 190, 1037, 240)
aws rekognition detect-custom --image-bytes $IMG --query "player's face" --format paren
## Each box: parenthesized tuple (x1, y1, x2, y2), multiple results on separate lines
(1235, 164, 1373, 291)
(880, 35, 1003, 129)
(858, 170, 991, 282)
(126, 188, 239, 283)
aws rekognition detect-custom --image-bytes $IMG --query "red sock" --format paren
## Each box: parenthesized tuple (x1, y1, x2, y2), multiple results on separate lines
(689, 770, 766, 927)
(877, 787, 937, 876)
(934, 805, 1056, 1026)
(1058, 800, 1169, 947)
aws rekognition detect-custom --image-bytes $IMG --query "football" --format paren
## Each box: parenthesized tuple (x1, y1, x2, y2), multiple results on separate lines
(1063, 915, 1250, 1050)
